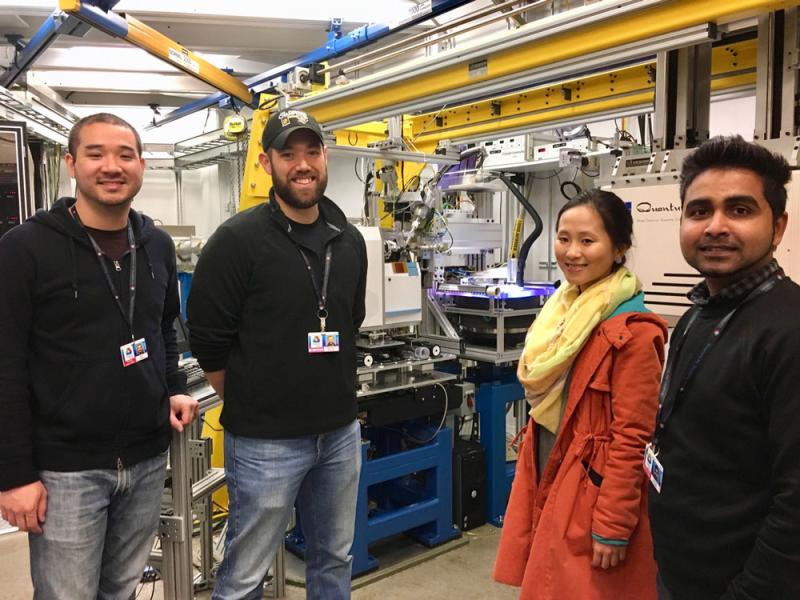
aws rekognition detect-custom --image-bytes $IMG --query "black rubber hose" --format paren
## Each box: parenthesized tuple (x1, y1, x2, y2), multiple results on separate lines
(496, 173, 543, 287)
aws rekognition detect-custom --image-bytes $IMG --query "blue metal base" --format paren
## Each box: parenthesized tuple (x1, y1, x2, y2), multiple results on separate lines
(470, 367, 524, 527)
(177, 271, 192, 321)
(286, 424, 461, 577)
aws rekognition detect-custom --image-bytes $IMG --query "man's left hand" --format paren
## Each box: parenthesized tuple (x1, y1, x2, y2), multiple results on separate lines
(169, 394, 199, 432)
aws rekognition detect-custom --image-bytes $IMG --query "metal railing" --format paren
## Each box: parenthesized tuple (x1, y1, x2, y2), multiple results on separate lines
(153, 386, 286, 598)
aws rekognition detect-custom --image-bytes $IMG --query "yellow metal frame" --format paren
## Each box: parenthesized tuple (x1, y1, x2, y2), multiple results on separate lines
(239, 104, 431, 213)
(239, 103, 272, 212)
(60, 0, 253, 106)
(239, 29, 764, 211)
(409, 39, 758, 143)
(299, 0, 795, 126)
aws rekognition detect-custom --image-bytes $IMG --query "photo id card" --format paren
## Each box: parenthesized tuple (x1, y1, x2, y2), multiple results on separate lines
(120, 337, 149, 367)
(643, 443, 664, 493)
(307, 331, 340, 353)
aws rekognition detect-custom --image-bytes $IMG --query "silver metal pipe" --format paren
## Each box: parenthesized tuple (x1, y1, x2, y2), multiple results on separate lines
(161, 429, 195, 599)
(320, 0, 544, 75)
(327, 143, 459, 165)
(191, 468, 227, 501)
(175, 169, 184, 225)
(268, 546, 287, 598)
(329, 0, 551, 77)
(307, 22, 712, 131)
(199, 497, 214, 588)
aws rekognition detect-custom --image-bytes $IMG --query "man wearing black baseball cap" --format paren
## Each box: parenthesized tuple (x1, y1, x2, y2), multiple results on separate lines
(262, 108, 325, 151)
(188, 108, 368, 599)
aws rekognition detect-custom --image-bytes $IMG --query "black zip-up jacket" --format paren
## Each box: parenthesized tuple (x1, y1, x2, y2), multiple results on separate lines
(0, 197, 186, 491)
(187, 192, 367, 438)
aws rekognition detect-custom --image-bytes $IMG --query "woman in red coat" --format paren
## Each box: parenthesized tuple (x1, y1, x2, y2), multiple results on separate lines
(494, 190, 667, 600)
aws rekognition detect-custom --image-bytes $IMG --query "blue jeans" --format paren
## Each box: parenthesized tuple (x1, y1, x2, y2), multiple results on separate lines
(213, 419, 361, 600)
(29, 453, 167, 600)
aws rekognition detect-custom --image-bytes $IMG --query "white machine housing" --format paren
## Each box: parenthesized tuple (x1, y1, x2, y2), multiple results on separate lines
(607, 171, 800, 323)
(480, 135, 528, 167)
(356, 226, 423, 330)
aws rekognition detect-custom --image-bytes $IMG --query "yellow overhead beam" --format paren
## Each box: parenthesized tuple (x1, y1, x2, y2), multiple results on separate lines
(404, 73, 755, 143)
(409, 39, 758, 143)
(301, 0, 795, 125)
(59, 0, 253, 106)
(125, 16, 252, 104)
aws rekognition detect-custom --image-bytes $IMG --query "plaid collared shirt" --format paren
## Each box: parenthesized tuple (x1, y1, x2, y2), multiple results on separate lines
(687, 259, 784, 306)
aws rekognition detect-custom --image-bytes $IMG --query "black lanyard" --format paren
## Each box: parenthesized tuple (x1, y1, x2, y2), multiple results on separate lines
(70, 206, 138, 340)
(297, 245, 333, 330)
(653, 275, 781, 447)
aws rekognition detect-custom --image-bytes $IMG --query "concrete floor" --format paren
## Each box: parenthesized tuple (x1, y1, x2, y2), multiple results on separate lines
(0, 524, 518, 599)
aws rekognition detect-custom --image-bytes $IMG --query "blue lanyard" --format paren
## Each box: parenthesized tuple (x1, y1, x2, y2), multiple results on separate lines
(653, 275, 780, 447)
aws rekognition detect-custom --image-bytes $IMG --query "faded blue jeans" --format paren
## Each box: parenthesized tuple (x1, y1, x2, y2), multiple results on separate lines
(213, 419, 361, 600)
(29, 452, 167, 600)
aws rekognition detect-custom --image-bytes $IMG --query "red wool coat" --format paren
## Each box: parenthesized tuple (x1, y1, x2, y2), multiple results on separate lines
(494, 311, 667, 600)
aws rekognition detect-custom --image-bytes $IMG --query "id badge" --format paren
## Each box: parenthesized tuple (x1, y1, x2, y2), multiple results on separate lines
(308, 331, 340, 353)
(120, 337, 149, 367)
(643, 443, 664, 493)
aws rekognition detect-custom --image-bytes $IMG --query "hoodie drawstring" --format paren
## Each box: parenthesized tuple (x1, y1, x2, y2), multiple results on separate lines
(69, 237, 79, 300)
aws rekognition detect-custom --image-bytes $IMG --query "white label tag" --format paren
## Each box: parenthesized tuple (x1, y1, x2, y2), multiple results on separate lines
(308, 331, 340, 354)
(643, 443, 664, 493)
(168, 47, 200, 74)
(120, 337, 148, 367)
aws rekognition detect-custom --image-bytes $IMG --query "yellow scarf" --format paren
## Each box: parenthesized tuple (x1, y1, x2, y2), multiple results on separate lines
(517, 267, 641, 434)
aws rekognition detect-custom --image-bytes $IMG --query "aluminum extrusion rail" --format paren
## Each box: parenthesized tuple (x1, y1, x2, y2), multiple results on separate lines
(290, 0, 799, 128)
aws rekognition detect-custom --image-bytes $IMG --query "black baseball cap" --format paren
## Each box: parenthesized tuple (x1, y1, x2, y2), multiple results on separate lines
(261, 109, 324, 152)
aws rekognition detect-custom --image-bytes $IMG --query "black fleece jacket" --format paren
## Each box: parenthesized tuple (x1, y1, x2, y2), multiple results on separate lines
(187, 193, 367, 438)
(649, 277, 800, 599)
(0, 197, 186, 491)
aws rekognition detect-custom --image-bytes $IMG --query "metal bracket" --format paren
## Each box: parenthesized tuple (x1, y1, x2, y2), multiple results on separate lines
(188, 439, 209, 461)
(159, 516, 185, 542)
(0, 11, 87, 89)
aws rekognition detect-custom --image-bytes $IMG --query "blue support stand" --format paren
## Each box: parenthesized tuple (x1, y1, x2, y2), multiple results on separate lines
(471, 368, 524, 527)
(286, 424, 461, 577)
(177, 271, 192, 321)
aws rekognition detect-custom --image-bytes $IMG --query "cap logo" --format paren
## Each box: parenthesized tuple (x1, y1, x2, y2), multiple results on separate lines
(278, 110, 309, 127)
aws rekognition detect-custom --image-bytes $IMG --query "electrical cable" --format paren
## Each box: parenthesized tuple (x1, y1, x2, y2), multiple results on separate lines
(532, 169, 563, 180)
(257, 97, 279, 111)
(560, 180, 582, 200)
(403, 174, 421, 192)
(496, 173, 543, 286)
(427, 209, 454, 251)
(580, 166, 600, 178)
(411, 103, 448, 143)
(201, 413, 223, 432)
(362, 170, 374, 219)
(380, 198, 411, 223)
(402, 383, 450, 445)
